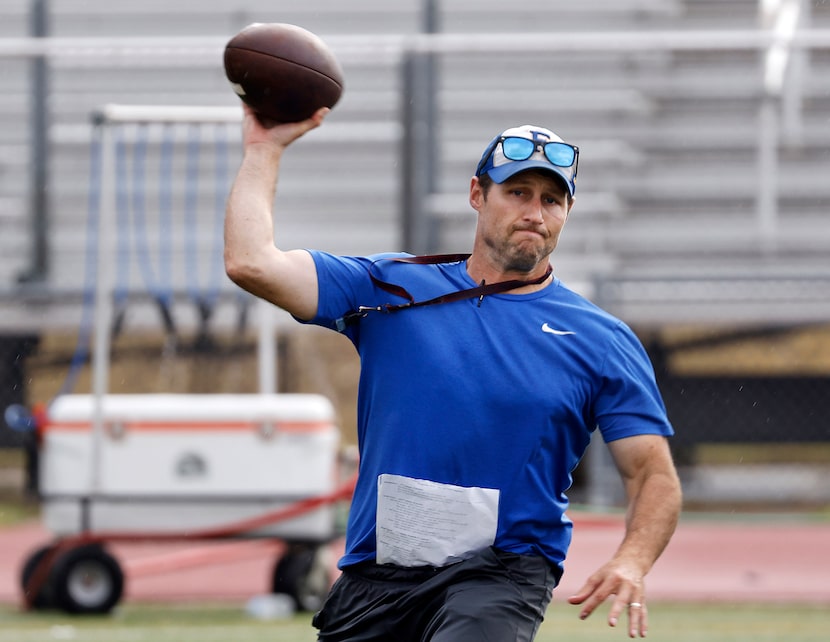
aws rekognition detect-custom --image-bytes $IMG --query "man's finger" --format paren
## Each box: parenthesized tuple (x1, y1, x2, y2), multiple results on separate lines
(567, 579, 596, 606)
(607, 594, 630, 628)
(569, 581, 614, 620)
(627, 601, 648, 638)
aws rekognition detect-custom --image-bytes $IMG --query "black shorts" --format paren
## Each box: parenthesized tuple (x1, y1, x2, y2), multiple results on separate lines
(312, 547, 561, 642)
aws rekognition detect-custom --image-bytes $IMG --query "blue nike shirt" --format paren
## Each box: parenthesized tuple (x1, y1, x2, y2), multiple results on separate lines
(304, 252, 674, 572)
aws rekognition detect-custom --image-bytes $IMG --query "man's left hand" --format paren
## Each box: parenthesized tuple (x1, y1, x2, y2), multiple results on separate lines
(567, 558, 648, 638)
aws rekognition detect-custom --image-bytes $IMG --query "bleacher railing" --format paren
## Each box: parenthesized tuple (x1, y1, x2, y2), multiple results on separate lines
(2, 28, 830, 326)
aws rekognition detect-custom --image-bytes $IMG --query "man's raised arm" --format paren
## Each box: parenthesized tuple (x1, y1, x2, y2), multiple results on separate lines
(224, 105, 329, 320)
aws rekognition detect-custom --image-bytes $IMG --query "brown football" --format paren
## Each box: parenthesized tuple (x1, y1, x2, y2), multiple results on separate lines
(224, 23, 344, 123)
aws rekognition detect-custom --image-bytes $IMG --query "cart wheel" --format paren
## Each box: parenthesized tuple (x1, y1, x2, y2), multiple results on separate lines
(20, 545, 57, 609)
(51, 544, 124, 615)
(272, 543, 331, 612)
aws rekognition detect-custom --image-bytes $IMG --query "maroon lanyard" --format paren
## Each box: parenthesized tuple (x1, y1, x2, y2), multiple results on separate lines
(335, 254, 553, 330)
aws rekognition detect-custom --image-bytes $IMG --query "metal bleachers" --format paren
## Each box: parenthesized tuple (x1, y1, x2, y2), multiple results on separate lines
(0, 0, 828, 331)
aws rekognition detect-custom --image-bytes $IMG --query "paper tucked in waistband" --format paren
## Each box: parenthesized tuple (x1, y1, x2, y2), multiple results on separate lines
(376, 473, 499, 567)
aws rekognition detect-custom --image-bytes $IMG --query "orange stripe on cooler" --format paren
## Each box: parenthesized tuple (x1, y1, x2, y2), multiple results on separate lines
(43, 420, 333, 433)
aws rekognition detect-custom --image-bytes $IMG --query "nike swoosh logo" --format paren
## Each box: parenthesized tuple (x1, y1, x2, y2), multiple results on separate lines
(541, 323, 576, 336)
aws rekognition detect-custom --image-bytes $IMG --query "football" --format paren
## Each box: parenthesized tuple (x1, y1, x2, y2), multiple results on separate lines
(224, 22, 344, 123)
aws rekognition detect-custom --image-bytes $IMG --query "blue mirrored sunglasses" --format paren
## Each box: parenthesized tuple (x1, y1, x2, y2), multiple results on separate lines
(501, 136, 578, 167)
(476, 135, 579, 178)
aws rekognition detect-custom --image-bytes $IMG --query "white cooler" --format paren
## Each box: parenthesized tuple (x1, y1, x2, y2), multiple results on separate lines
(38, 393, 342, 542)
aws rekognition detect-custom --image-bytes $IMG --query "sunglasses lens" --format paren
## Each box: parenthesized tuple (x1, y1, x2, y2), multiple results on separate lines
(501, 137, 535, 161)
(544, 143, 576, 167)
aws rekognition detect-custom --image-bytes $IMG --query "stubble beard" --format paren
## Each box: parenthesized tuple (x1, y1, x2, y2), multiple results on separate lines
(488, 232, 556, 275)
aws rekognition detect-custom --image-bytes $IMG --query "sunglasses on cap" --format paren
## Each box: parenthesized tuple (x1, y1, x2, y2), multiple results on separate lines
(476, 136, 579, 176)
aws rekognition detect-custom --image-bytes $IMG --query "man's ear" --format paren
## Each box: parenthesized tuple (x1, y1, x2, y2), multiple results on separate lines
(568, 196, 576, 216)
(469, 176, 484, 212)
(566, 195, 576, 220)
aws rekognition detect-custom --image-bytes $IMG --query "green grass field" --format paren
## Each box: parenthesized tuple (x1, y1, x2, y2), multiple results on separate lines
(0, 602, 827, 642)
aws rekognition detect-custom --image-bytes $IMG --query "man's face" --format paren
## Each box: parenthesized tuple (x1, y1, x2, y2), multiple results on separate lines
(469, 169, 573, 274)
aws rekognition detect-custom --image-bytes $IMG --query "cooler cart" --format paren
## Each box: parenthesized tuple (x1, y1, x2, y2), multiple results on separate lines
(21, 392, 353, 614)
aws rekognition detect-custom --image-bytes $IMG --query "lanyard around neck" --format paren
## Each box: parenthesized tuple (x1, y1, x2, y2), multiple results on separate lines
(335, 253, 553, 331)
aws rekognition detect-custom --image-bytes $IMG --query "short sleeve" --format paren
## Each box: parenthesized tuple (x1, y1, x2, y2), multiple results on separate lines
(593, 323, 674, 442)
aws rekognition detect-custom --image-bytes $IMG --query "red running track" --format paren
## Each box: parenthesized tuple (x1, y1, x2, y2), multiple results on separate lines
(1, 513, 828, 607)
